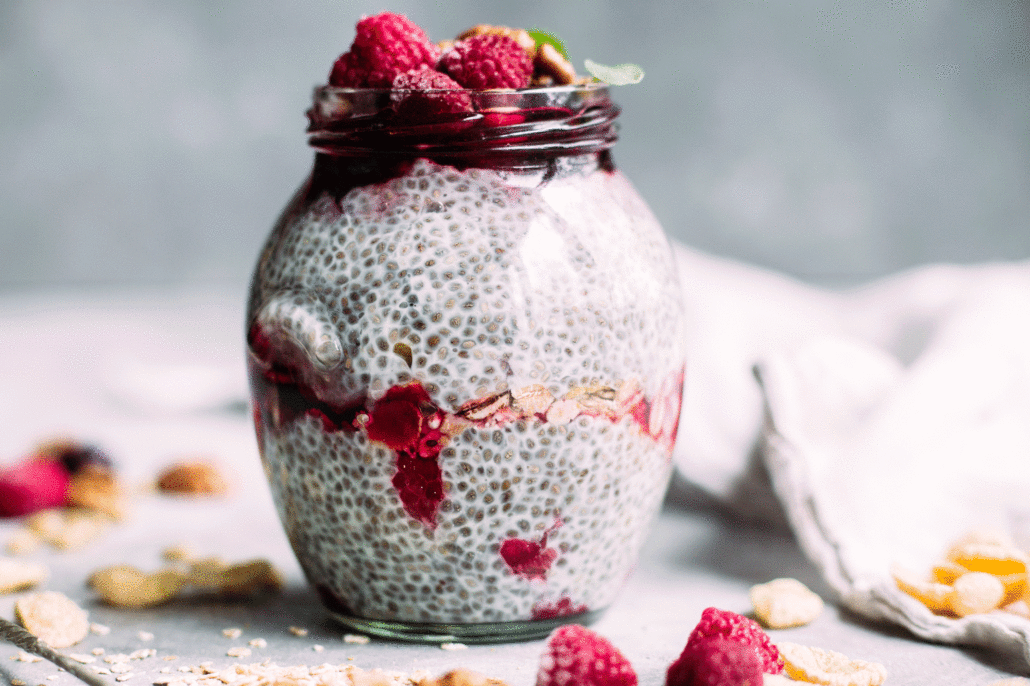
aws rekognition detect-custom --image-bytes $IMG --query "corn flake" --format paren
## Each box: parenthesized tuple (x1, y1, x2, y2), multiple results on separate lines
(777, 642, 886, 686)
(15, 591, 90, 648)
(949, 571, 1005, 617)
(750, 577, 824, 629)
(891, 565, 952, 614)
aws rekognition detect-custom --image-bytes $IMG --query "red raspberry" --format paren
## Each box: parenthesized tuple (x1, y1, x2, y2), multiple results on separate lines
(0, 457, 70, 517)
(329, 12, 439, 88)
(666, 637, 762, 686)
(683, 608, 783, 674)
(536, 625, 637, 686)
(391, 68, 473, 120)
(439, 34, 533, 90)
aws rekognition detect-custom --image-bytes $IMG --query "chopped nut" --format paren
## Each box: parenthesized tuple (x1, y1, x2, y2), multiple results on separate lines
(65, 466, 124, 520)
(156, 460, 229, 496)
(89, 565, 185, 608)
(161, 545, 195, 563)
(216, 560, 283, 597)
(26, 508, 110, 551)
(456, 25, 536, 54)
(510, 385, 554, 415)
(534, 43, 576, 85)
(15, 591, 89, 648)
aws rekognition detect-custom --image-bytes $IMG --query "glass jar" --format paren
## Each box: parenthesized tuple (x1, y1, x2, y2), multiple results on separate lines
(246, 83, 686, 642)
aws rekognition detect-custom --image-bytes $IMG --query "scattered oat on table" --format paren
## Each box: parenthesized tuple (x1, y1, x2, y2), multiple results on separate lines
(15, 590, 89, 648)
(416, 669, 511, 686)
(225, 647, 251, 658)
(247, 638, 267, 648)
(13, 650, 43, 663)
(221, 628, 242, 639)
(288, 626, 308, 637)
(311, 645, 324, 653)
(152, 662, 437, 686)
(90, 623, 111, 635)
(343, 634, 370, 645)
(440, 643, 467, 651)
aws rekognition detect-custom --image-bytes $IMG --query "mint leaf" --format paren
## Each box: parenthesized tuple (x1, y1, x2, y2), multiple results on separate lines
(528, 29, 569, 60)
(583, 59, 644, 86)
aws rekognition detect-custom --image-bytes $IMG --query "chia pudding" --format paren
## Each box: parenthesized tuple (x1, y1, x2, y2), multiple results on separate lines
(246, 15, 687, 641)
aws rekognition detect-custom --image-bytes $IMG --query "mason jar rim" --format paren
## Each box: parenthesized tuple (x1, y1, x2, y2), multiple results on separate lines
(308, 81, 613, 128)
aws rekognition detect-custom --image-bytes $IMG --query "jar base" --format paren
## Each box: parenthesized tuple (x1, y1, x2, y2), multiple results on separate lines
(326, 608, 605, 644)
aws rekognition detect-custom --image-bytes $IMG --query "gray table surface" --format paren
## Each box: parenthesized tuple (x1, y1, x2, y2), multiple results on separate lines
(1, 290, 1027, 686)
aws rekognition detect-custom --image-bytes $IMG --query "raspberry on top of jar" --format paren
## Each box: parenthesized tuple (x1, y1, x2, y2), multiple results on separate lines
(310, 13, 594, 127)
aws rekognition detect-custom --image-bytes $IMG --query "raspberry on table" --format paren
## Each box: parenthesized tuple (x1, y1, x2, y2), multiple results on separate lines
(666, 637, 763, 686)
(536, 624, 637, 686)
(439, 33, 533, 90)
(391, 68, 473, 119)
(329, 12, 439, 88)
(683, 607, 784, 674)
(0, 457, 70, 517)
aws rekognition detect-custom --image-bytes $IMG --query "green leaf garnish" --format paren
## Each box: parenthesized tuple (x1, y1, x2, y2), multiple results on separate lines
(583, 59, 644, 86)
(528, 29, 569, 60)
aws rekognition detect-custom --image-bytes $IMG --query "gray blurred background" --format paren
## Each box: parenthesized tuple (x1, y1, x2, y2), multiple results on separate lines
(1, 0, 1028, 292)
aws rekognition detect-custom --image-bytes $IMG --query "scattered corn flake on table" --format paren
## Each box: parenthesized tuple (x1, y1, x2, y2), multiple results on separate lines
(1, 290, 1028, 686)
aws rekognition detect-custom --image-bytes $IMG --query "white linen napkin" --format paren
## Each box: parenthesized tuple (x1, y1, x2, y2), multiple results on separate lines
(671, 242, 1030, 663)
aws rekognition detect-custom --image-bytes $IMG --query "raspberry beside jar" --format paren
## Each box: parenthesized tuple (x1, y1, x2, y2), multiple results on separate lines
(246, 16, 687, 643)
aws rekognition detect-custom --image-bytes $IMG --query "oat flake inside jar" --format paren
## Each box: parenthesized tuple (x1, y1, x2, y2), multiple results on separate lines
(246, 57, 688, 642)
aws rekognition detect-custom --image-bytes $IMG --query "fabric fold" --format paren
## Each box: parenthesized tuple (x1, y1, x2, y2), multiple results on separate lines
(671, 241, 1030, 664)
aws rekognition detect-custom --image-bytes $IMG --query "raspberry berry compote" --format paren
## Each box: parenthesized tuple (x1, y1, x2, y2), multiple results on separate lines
(246, 21, 687, 643)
